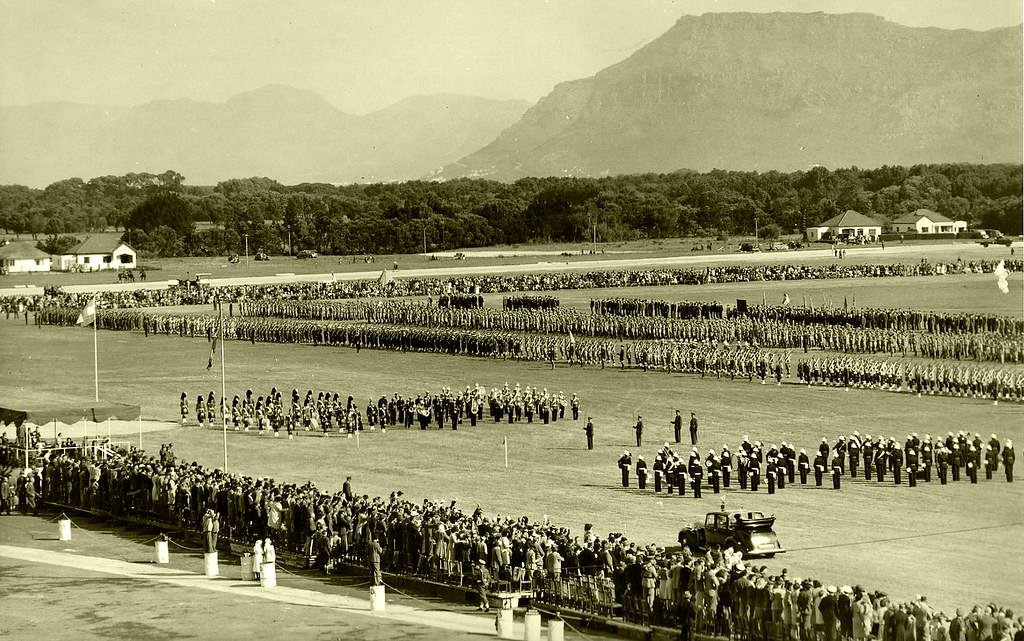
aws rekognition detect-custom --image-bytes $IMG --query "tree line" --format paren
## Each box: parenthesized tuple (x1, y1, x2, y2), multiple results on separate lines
(0, 164, 1019, 258)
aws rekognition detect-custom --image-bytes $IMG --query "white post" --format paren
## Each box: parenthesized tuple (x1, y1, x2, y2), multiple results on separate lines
(139, 416, 143, 449)
(369, 585, 386, 612)
(220, 304, 227, 472)
(524, 609, 541, 641)
(93, 309, 99, 402)
(504, 436, 508, 469)
(204, 552, 219, 577)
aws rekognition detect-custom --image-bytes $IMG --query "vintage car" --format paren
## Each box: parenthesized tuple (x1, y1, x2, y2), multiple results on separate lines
(254, 251, 270, 261)
(296, 249, 319, 259)
(678, 511, 785, 558)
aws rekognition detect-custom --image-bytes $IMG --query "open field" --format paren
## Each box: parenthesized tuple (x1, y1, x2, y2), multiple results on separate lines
(3, 272, 1023, 617)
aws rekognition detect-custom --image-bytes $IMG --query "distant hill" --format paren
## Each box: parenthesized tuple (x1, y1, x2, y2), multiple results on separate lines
(0, 85, 531, 187)
(439, 12, 1023, 180)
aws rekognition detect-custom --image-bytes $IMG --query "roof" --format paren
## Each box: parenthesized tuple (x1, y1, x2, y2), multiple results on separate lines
(818, 210, 881, 228)
(0, 242, 50, 260)
(70, 236, 134, 255)
(892, 209, 955, 224)
(0, 401, 141, 427)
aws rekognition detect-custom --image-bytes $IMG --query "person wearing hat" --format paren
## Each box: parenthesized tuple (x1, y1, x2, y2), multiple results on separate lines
(689, 412, 699, 446)
(688, 451, 703, 499)
(672, 409, 683, 444)
(819, 586, 839, 641)
(1002, 439, 1015, 482)
(721, 446, 733, 488)
(584, 417, 594, 450)
(618, 450, 632, 487)
(475, 559, 491, 611)
(636, 455, 648, 490)
(634, 415, 644, 448)
(678, 589, 696, 641)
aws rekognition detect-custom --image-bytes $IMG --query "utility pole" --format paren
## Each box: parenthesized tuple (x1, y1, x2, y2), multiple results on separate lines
(244, 234, 249, 268)
(754, 217, 759, 249)
(422, 222, 427, 254)
(593, 221, 597, 255)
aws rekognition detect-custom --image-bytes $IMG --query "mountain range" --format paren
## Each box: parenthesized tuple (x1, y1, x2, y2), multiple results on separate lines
(0, 86, 530, 187)
(440, 12, 1023, 180)
(1, 12, 1021, 188)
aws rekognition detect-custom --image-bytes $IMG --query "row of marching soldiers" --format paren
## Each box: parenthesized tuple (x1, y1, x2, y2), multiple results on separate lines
(617, 433, 1015, 494)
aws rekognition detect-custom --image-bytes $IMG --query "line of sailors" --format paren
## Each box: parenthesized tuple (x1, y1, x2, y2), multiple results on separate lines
(615, 432, 1015, 494)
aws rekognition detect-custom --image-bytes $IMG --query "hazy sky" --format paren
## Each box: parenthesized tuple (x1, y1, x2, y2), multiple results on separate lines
(2, 0, 1021, 114)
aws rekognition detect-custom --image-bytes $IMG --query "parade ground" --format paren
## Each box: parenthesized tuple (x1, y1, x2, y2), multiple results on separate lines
(2, 261, 1023, 620)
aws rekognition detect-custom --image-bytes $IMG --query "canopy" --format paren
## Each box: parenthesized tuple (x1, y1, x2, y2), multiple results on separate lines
(0, 401, 141, 427)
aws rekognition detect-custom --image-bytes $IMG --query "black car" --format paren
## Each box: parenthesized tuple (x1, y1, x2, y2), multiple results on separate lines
(296, 250, 318, 259)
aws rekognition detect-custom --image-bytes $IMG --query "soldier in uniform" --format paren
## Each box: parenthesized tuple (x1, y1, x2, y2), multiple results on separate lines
(584, 418, 594, 450)
(907, 447, 919, 487)
(966, 447, 978, 484)
(1002, 439, 1015, 482)
(706, 450, 721, 494)
(720, 446, 733, 488)
(689, 412, 699, 446)
(653, 453, 664, 493)
(636, 456, 648, 490)
(936, 444, 949, 485)
(618, 450, 632, 487)
(688, 450, 703, 498)
(634, 416, 644, 448)
(180, 392, 189, 426)
(862, 437, 873, 481)
(798, 449, 810, 485)
(831, 454, 843, 490)
(813, 451, 826, 487)
(672, 410, 683, 444)
(892, 445, 903, 485)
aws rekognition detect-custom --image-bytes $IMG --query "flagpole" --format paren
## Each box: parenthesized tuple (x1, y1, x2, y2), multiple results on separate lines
(93, 303, 99, 402)
(220, 300, 227, 472)
(504, 435, 508, 469)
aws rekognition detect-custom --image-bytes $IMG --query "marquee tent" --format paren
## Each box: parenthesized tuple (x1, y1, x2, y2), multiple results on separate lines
(0, 401, 141, 428)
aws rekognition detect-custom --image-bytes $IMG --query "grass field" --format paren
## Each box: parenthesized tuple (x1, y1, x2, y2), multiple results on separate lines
(3, 268, 1023, 616)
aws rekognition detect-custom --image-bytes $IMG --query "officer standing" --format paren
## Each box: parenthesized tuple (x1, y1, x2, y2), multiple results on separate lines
(720, 446, 733, 488)
(672, 410, 683, 444)
(636, 456, 648, 490)
(634, 416, 644, 448)
(1002, 439, 1015, 482)
(689, 412, 699, 445)
(798, 449, 810, 485)
(814, 451, 826, 487)
(584, 418, 594, 450)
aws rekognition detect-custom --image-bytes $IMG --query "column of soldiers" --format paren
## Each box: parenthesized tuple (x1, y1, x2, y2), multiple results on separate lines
(797, 356, 1024, 402)
(617, 430, 1015, 493)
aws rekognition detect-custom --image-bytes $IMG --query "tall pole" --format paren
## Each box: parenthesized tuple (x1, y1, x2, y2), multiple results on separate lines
(93, 305, 99, 402)
(244, 234, 249, 268)
(220, 302, 228, 472)
(593, 222, 597, 255)
(422, 222, 427, 255)
(755, 217, 759, 249)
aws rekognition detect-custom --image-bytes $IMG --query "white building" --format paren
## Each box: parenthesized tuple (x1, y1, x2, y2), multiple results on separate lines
(56, 237, 137, 272)
(0, 242, 51, 274)
(805, 210, 882, 242)
(890, 209, 967, 234)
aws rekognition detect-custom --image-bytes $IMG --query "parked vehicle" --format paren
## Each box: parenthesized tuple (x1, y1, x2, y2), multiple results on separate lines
(296, 249, 318, 259)
(254, 252, 270, 261)
(678, 511, 785, 558)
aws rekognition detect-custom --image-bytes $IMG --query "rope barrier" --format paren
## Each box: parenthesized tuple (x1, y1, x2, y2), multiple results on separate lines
(532, 605, 597, 641)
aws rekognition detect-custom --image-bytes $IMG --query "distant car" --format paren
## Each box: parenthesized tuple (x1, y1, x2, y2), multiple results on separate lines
(768, 242, 789, 251)
(739, 243, 760, 252)
(296, 250, 318, 259)
(254, 252, 270, 261)
(678, 511, 785, 558)
(979, 237, 1012, 247)
(228, 255, 240, 264)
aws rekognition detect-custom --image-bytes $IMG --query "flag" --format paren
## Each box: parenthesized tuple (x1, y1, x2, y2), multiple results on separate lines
(207, 337, 218, 369)
(378, 269, 392, 285)
(782, 293, 791, 306)
(568, 329, 576, 345)
(76, 298, 97, 326)
(995, 260, 1009, 294)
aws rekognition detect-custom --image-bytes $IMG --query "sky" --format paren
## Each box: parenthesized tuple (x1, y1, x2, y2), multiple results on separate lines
(2, 0, 1021, 114)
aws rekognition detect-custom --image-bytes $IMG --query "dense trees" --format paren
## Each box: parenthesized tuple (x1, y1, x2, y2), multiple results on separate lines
(0, 163, 1019, 258)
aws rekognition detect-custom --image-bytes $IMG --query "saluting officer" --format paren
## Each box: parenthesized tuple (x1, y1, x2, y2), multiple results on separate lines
(618, 450, 632, 487)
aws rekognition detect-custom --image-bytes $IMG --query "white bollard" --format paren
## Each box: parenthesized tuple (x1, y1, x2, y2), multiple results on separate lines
(204, 552, 219, 577)
(369, 585, 385, 612)
(260, 562, 277, 588)
(548, 618, 565, 641)
(496, 605, 515, 639)
(524, 609, 541, 641)
(154, 540, 169, 564)
(58, 518, 72, 541)
(240, 553, 254, 581)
